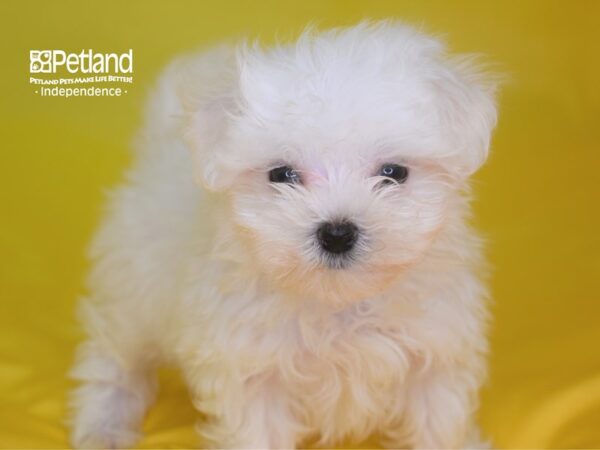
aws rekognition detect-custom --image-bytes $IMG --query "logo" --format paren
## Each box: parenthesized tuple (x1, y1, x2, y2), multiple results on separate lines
(29, 49, 133, 74)
(29, 49, 134, 98)
(29, 50, 53, 73)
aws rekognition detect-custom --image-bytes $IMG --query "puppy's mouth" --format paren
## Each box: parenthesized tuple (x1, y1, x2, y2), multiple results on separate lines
(320, 252, 356, 270)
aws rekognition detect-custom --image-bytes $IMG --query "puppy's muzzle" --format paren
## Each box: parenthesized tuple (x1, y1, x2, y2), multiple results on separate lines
(317, 221, 358, 255)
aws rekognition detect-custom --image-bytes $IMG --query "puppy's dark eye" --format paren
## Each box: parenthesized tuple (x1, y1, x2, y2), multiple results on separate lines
(268, 166, 300, 184)
(378, 163, 409, 184)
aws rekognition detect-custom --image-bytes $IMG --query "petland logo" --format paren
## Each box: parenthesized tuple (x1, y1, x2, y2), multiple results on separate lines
(29, 49, 134, 98)
(30, 49, 133, 74)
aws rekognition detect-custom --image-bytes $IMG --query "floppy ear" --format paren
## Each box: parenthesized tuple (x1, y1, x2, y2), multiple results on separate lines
(169, 45, 241, 191)
(431, 57, 499, 178)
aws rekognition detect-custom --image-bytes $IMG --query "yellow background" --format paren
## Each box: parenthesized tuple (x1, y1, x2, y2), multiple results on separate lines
(1, 0, 599, 448)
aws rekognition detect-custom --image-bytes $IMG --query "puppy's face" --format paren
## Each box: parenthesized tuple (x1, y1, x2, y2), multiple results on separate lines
(184, 24, 497, 305)
(229, 142, 453, 305)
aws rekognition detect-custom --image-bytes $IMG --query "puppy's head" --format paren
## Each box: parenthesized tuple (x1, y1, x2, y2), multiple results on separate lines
(181, 21, 497, 305)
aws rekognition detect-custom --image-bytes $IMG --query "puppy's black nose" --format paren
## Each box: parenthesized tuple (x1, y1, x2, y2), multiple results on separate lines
(317, 221, 358, 254)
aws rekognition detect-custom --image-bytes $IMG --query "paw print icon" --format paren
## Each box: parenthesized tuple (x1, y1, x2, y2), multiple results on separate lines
(30, 50, 52, 73)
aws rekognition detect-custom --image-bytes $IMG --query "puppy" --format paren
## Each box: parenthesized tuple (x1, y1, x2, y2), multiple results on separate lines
(69, 20, 497, 449)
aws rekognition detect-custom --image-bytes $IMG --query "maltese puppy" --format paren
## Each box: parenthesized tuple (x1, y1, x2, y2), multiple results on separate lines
(70, 20, 497, 449)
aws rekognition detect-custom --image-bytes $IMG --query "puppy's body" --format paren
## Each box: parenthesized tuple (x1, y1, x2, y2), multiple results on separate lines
(70, 22, 496, 449)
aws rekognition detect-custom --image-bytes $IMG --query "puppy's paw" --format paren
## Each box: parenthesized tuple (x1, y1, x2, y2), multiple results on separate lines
(464, 426, 492, 449)
(71, 422, 139, 450)
(70, 383, 147, 449)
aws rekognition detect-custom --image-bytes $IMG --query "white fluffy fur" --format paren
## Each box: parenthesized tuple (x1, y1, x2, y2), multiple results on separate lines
(69, 21, 497, 449)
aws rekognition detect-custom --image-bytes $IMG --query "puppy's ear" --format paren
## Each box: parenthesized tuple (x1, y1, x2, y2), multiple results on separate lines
(432, 57, 499, 178)
(169, 45, 241, 191)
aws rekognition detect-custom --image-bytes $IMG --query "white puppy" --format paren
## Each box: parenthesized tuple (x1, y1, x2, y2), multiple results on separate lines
(69, 20, 497, 449)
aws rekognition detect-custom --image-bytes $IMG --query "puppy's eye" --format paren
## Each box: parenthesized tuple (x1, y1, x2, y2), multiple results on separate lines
(268, 165, 301, 184)
(378, 163, 409, 184)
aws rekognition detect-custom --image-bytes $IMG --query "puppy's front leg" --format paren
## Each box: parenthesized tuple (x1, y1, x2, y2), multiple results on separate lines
(69, 341, 157, 449)
(382, 370, 478, 449)
(196, 372, 301, 449)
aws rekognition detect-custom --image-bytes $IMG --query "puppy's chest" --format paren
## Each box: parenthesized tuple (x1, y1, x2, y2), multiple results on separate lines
(277, 316, 414, 434)
(282, 314, 414, 399)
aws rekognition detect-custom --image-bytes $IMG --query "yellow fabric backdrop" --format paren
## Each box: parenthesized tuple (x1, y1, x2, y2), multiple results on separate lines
(1, 0, 599, 448)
